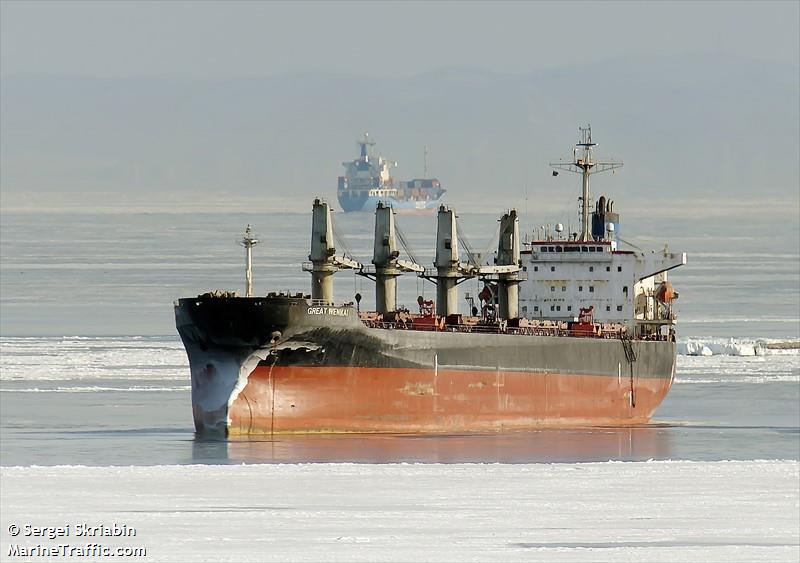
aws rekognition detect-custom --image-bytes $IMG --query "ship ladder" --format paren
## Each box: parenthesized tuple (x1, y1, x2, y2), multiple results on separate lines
(621, 333, 637, 364)
(620, 334, 637, 408)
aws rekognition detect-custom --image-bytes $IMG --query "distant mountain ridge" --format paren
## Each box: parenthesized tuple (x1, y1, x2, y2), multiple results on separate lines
(1, 53, 797, 213)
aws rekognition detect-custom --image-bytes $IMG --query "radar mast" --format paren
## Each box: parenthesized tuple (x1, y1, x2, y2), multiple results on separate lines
(550, 125, 623, 242)
(240, 225, 259, 297)
(358, 132, 376, 160)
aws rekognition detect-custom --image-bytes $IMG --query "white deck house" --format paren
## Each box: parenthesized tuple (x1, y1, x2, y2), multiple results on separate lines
(519, 241, 686, 330)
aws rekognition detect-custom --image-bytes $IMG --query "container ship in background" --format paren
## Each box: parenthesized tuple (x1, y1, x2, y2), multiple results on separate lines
(175, 126, 687, 435)
(337, 133, 446, 213)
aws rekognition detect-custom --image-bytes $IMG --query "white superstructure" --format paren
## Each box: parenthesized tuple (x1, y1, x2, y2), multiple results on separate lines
(515, 126, 686, 338)
(519, 241, 685, 325)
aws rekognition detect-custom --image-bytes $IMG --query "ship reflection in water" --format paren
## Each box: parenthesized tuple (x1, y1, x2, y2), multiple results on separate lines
(191, 427, 672, 464)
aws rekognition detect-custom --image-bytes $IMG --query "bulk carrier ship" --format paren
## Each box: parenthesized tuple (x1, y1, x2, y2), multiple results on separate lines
(337, 133, 445, 213)
(175, 127, 686, 434)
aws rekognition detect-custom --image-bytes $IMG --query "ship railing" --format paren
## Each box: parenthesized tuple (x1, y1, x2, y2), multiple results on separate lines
(359, 319, 571, 337)
(359, 319, 668, 341)
(308, 298, 351, 307)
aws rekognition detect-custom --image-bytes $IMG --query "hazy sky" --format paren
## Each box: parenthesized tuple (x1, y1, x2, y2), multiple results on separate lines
(1, 1, 798, 214)
(2, 1, 798, 79)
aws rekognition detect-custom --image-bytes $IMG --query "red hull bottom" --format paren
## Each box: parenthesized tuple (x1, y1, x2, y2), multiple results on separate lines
(228, 366, 672, 434)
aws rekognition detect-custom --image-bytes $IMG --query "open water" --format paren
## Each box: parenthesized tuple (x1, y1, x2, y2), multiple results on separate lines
(1, 210, 798, 465)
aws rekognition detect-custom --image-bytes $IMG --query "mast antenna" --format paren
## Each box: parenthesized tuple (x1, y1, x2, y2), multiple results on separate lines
(358, 132, 376, 160)
(240, 224, 260, 297)
(549, 125, 623, 242)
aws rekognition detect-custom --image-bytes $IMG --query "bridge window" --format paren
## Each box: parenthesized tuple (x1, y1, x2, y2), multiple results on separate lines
(623, 286, 628, 295)
(618, 266, 622, 272)
(567, 305, 572, 312)
(589, 266, 594, 272)
(556, 306, 561, 311)
(551, 286, 555, 292)
(550, 305, 555, 312)
(581, 246, 588, 252)
(579, 285, 583, 291)
(589, 286, 595, 293)
(617, 305, 623, 312)
(606, 266, 611, 272)
(556, 246, 563, 252)
(541, 247, 548, 253)
(548, 246, 555, 252)
(534, 306, 539, 312)
(551, 266, 556, 272)
(562, 286, 566, 292)
(606, 305, 611, 312)
(534, 266, 538, 272)
(589, 247, 596, 252)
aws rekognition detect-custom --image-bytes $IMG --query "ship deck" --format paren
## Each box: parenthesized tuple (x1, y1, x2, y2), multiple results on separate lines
(357, 312, 672, 341)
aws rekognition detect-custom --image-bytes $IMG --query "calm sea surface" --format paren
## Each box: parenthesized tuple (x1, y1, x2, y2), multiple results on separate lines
(1, 211, 798, 465)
